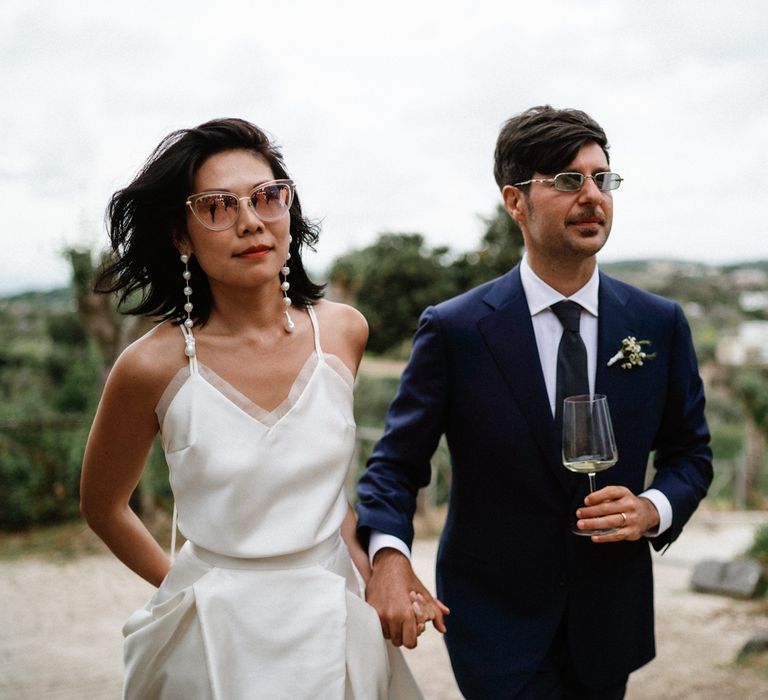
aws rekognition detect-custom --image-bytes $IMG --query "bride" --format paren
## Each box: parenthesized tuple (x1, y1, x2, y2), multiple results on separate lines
(80, 118, 438, 698)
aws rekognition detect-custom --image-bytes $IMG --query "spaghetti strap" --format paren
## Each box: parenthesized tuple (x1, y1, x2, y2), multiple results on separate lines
(307, 306, 323, 358)
(171, 323, 195, 561)
(179, 324, 199, 374)
(169, 504, 178, 563)
(129, 299, 423, 699)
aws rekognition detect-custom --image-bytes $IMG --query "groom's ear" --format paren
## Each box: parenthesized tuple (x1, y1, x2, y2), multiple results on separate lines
(502, 185, 527, 228)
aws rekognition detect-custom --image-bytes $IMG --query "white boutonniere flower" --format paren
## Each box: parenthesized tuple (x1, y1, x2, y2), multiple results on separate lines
(607, 336, 656, 369)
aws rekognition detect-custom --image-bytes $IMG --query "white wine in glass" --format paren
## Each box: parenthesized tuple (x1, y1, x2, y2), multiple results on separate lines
(562, 394, 618, 536)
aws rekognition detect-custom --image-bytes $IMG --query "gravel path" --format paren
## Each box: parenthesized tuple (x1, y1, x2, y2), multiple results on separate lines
(2, 510, 768, 699)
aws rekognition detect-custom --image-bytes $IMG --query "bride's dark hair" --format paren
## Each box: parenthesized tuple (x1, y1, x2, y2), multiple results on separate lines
(95, 118, 324, 325)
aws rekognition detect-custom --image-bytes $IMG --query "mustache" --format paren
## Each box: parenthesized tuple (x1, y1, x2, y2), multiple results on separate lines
(566, 210, 606, 225)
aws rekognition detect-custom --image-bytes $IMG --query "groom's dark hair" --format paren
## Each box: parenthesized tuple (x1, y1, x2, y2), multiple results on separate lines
(493, 105, 610, 190)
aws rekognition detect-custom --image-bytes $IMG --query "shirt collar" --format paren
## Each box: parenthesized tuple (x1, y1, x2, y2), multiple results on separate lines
(520, 254, 600, 317)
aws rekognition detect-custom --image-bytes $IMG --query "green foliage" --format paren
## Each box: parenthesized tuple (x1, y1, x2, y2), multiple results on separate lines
(143, 438, 174, 510)
(0, 285, 102, 529)
(353, 373, 401, 427)
(67, 248, 96, 298)
(351, 372, 453, 507)
(707, 392, 747, 424)
(0, 423, 91, 529)
(1, 213, 768, 533)
(328, 206, 524, 355)
(734, 369, 768, 434)
(746, 524, 768, 568)
(473, 204, 525, 279)
(706, 393, 747, 462)
(47, 312, 88, 346)
(710, 423, 745, 461)
(689, 323, 718, 364)
(330, 233, 459, 354)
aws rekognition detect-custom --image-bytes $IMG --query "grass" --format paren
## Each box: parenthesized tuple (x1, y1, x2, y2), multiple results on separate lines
(0, 519, 106, 561)
(0, 512, 175, 561)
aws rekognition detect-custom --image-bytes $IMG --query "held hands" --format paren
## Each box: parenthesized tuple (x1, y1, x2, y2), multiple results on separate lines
(410, 591, 436, 635)
(575, 485, 660, 543)
(366, 548, 449, 648)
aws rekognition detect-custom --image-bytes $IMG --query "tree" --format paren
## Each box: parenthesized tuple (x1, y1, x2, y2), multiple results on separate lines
(474, 203, 525, 279)
(67, 248, 152, 370)
(446, 204, 524, 292)
(329, 233, 457, 355)
(733, 369, 768, 505)
(66, 248, 160, 518)
(327, 205, 525, 355)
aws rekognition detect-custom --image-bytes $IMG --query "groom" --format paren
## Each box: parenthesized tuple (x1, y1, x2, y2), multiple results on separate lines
(356, 106, 713, 699)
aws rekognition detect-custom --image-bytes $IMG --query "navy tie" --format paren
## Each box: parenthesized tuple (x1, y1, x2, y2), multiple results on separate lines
(551, 300, 589, 428)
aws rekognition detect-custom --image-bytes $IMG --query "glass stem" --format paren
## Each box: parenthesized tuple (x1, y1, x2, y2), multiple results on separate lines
(588, 472, 597, 493)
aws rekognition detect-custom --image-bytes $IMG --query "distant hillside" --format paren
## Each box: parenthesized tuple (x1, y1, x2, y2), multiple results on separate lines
(0, 287, 74, 314)
(2, 258, 767, 311)
(602, 258, 768, 275)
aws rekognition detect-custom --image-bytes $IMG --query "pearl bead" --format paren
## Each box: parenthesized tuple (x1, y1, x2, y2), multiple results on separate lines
(282, 296, 292, 306)
(184, 286, 193, 296)
(280, 281, 290, 291)
(180, 254, 189, 264)
(184, 302, 193, 313)
(183, 271, 191, 280)
(281, 266, 290, 275)
(184, 318, 194, 329)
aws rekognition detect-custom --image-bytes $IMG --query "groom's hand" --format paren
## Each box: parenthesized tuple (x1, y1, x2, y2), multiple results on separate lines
(576, 485, 661, 542)
(366, 548, 449, 648)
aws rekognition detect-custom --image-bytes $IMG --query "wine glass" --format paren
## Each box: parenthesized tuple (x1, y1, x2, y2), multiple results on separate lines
(562, 394, 618, 536)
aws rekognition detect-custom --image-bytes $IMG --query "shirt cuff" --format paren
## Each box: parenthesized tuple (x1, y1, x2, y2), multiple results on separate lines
(639, 488, 672, 537)
(369, 531, 412, 565)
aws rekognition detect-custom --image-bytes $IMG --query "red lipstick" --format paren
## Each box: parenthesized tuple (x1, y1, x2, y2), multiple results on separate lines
(235, 245, 271, 259)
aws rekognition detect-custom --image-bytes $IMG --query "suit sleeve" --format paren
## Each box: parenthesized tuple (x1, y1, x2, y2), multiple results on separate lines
(647, 303, 713, 550)
(356, 306, 449, 550)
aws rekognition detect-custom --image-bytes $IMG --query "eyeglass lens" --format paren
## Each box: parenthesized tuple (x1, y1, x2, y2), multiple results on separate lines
(190, 182, 293, 229)
(554, 172, 621, 192)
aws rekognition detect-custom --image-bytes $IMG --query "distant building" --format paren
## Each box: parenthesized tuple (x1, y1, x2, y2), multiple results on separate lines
(684, 302, 704, 319)
(739, 291, 768, 313)
(731, 268, 768, 289)
(717, 320, 768, 366)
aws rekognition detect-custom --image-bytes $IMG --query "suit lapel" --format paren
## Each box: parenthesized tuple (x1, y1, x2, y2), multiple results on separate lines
(595, 273, 634, 430)
(477, 267, 570, 493)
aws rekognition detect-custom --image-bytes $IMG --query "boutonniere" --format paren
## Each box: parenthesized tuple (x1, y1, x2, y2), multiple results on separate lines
(607, 336, 656, 369)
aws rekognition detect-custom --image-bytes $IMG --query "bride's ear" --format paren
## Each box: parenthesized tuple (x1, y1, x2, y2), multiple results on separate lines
(170, 230, 192, 258)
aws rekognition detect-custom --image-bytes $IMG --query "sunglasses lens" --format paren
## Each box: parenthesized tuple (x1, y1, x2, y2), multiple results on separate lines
(596, 173, 622, 191)
(553, 173, 583, 191)
(191, 193, 239, 230)
(250, 182, 293, 221)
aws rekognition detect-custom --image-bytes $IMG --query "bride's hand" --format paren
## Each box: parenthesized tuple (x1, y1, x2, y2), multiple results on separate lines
(410, 590, 446, 635)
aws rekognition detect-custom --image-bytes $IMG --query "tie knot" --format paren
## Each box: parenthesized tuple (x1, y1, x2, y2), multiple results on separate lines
(551, 300, 582, 332)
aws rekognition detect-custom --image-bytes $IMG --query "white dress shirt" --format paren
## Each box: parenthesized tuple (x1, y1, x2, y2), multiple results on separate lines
(370, 257, 671, 562)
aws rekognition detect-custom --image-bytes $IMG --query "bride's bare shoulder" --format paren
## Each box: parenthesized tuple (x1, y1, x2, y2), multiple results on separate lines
(108, 322, 188, 399)
(311, 300, 368, 371)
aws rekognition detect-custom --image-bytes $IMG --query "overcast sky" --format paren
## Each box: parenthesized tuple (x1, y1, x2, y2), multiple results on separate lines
(1, 0, 766, 295)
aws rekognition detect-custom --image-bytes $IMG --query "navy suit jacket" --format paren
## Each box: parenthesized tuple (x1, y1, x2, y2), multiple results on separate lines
(357, 265, 712, 699)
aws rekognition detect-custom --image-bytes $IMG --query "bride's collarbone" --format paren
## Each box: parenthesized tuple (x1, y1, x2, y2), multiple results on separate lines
(197, 343, 316, 410)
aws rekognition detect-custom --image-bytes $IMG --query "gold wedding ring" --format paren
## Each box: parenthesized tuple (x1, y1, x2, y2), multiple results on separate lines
(619, 512, 627, 527)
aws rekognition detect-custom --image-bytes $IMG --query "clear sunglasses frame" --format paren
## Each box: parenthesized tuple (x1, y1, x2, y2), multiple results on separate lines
(513, 172, 623, 192)
(186, 179, 295, 231)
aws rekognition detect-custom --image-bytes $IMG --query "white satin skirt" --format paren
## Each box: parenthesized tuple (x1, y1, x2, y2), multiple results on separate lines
(122, 534, 422, 699)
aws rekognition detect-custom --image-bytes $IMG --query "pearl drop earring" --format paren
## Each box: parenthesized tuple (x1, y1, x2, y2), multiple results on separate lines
(281, 236, 295, 333)
(180, 253, 196, 357)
